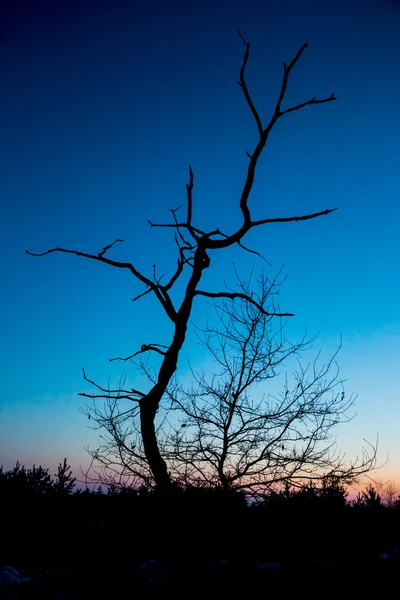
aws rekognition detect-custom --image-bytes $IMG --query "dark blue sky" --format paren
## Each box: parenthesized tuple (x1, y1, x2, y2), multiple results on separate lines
(1, 0, 399, 486)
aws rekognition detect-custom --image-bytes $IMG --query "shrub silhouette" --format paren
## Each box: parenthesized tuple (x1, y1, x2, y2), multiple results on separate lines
(354, 484, 382, 508)
(0, 458, 76, 498)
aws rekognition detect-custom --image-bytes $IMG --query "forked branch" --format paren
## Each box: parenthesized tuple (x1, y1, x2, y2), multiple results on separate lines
(26, 243, 178, 323)
(146, 32, 337, 253)
(79, 368, 145, 401)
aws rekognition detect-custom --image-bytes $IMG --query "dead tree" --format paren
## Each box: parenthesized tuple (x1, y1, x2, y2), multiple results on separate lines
(27, 33, 339, 492)
(163, 272, 377, 498)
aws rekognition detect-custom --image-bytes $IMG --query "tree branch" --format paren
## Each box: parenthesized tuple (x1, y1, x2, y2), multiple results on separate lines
(110, 343, 168, 363)
(251, 207, 338, 228)
(237, 29, 263, 137)
(132, 287, 152, 303)
(202, 207, 338, 250)
(194, 289, 294, 317)
(80, 368, 145, 400)
(186, 164, 194, 230)
(214, 33, 337, 249)
(98, 238, 124, 257)
(26, 243, 178, 323)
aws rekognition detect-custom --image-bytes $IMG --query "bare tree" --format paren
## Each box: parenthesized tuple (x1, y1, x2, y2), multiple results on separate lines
(162, 272, 376, 498)
(27, 32, 339, 492)
(379, 481, 398, 508)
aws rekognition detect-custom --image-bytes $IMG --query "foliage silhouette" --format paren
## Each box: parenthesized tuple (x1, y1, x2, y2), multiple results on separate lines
(354, 484, 382, 508)
(52, 458, 77, 495)
(0, 458, 76, 498)
(1, 459, 400, 598)
(265, 475, 348, 511)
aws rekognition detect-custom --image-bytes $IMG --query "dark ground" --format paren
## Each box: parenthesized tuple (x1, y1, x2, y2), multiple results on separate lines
(1, 492, 400, 598)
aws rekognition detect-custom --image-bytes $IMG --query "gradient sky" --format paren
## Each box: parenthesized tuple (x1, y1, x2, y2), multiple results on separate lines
(1, 0, 400, 490)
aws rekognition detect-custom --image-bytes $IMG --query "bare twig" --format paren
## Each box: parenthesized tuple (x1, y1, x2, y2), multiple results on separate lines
(80, 367, 145, 399)
(98, 238, 124, 257)
(237, 239, 272, 265)
(132, 287, 152, 303)
(110, 343, 168, 362)
(186, 165, 194, 227)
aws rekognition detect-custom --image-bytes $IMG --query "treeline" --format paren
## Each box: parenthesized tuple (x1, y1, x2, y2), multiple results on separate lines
(0, 458, 396, 509)
(1, 459, 400, 568)
(0, 458, 76, 496)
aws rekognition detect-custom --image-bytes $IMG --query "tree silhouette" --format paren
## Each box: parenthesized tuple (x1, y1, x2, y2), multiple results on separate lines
(0, 458, 76, 496)
(161, 274, 376, 497)
(266, 475, 348, 510)
(0, 461, 52, 496)
(28, 32, 340, 492)
(53, 458, 76, 494)
(354, 484, 382, 508)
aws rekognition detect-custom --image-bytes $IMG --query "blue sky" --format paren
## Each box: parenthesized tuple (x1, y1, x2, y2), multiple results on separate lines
(1, 0, 400, 488)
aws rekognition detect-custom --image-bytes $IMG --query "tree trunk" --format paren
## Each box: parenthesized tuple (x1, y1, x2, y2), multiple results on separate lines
(140, 400, 172, 491)
(140, 246, 211, 490)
